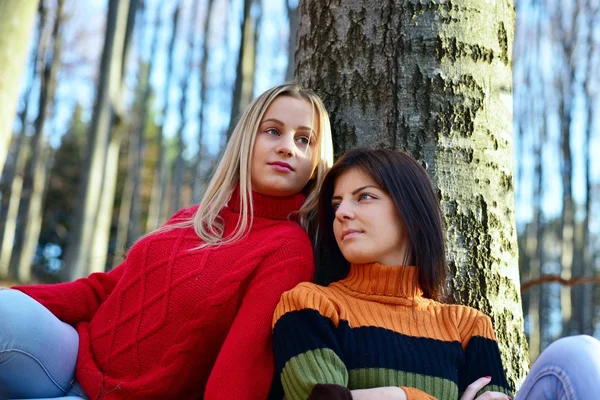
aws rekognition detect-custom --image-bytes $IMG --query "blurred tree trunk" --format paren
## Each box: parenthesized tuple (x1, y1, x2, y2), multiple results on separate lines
(296, 0, 528, 391)
(227, 0, 258, 138)
(11, 0, 64, 283)
(554, 0, 578, 335)
(192, 0, 216, 202)
(580, 0, 597, 335)
(89, 0, 139, 274)
(62, 0, 131, 280)
(0, 7, 43, 279)
(172, 0, 200, 216)
(146, 1, 180, 231)
(285, 0, 298, 81)
(0, 0, 39, 178)
(116, 3, 163, 262)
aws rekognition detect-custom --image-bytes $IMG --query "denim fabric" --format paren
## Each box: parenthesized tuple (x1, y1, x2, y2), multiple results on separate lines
(0, 289, 86, 400)
(516, 335, 600, 400)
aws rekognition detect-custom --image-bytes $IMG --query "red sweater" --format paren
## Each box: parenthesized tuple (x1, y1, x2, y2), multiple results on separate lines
(14, 188, 315, 399)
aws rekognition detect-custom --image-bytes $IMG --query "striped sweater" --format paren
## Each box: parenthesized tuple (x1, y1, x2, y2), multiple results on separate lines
(272, 263, 512, 400)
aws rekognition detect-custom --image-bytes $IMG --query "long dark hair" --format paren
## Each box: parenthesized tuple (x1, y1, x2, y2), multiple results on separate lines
(315, 148, 447, 301)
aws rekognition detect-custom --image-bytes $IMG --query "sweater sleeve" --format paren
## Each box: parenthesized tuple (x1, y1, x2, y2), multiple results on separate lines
(11, 207, 192, 325)
(272, 284, 349, 400)
(458, 312, 513, 398)
(204, 234, 315, 400)
(12, 262, 125, 324)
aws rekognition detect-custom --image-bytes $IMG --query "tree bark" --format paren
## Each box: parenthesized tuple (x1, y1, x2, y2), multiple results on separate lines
(62, 0, 131, 280)
(296, 0, 528, 390)
(0, 0, 39, 178)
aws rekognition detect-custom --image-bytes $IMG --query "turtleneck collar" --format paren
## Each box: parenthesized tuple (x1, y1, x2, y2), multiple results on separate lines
(339, 263, 424, 299)
(227, 185, 306, 221)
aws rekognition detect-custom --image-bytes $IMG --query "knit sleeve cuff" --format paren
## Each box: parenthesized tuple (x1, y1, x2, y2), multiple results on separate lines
(308, 384, 353, 400)
(400, 386, 438, 400)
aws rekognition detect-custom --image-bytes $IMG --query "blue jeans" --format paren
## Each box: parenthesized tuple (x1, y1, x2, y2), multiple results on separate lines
(516, 334, 600, 399)
(0, 289, 86, 400)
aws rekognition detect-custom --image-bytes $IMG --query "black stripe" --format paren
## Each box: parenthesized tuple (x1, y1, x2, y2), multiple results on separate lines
(459, 336, 511, 393)
(273, 309, 466, 383)
(340, 321, 464, 382)
(273, 309, 345, 372)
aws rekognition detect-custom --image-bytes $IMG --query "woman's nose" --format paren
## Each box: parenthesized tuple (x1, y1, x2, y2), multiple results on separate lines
(335, 201, 354, 220)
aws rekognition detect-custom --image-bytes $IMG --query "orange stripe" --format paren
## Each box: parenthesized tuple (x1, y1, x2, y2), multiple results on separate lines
(273, 282, 498, 345)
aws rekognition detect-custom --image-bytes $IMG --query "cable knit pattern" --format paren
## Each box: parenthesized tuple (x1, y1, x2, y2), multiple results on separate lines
(272, 263, 512, 400)
(14, 187, 314, 399)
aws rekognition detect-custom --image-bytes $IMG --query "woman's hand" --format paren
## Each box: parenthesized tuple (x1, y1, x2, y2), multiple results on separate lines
(460, 377, 511, 400)
(351, 387, 407, 400)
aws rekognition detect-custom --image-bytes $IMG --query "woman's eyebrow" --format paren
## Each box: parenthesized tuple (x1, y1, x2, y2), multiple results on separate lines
(261, 118, 316, 136)
(331, 185, 379, 201)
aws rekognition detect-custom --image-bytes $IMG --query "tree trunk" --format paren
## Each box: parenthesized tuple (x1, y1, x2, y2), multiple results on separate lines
(89, 0, 139, 274)
(296, 0, 528, 390)
(192, 0, 216, 202)
(172, 0, 200, 216)
(0, 0, 39, 178)
(62, 0, 131, 280)
(10, 0, 64, 282)
(115, 2, 162, 260)
(0, 18, 41, 278)
(581, 1, 596, 335)
(285, 0, 299, 81)
(146, 1, 180, 231)
(227, 0, 257, 138)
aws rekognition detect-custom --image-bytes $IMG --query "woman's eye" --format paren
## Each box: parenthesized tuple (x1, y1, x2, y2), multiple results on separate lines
(332, 202, 340, 211)
(296, 136, 310, 146)
(358, 193, 375, 201)
(266, 128, 280, 136)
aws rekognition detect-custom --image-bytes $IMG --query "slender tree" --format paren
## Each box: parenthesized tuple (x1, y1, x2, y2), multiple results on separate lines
(0, 0, 40, 178)
(580, 0, 598, 335)
(296, 0, 528, 390)
(62, 0, 132, 280)
(172, 0, 201, 216)
(88, 0, 139, 274)
(116, 2, 163, 262)
(146, 0, 180, 232)
(285, 0, 298, 81)
(227, 0, 258, 137)
(192, 0, 216, 201)
(11, 0, 65, 282)
(0, 6, 44, 278)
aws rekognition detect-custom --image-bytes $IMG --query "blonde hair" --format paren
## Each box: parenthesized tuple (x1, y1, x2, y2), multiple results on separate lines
(162, 82, 333, 247)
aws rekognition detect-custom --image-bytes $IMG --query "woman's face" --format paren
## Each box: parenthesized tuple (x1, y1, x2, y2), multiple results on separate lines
(250, 96, 319, 197)
(331, 167, 409, 266)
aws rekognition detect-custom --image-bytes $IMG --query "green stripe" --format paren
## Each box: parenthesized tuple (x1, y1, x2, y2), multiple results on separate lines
(349, 368, 458, 399)
(281, 348, 348, 400)
(476, 384, 512, 398)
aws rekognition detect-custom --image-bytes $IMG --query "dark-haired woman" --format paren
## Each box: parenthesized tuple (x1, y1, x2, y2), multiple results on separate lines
(272, 148, 600, 400)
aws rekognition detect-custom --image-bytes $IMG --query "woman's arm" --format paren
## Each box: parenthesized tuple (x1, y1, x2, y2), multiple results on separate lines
(458, 312, 513, 399)
(11, 208, 191, 325)
(204, 235, 315, 400)
(11, 263, 125, 324)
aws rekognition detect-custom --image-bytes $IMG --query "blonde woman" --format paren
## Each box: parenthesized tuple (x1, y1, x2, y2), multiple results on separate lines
(0, 83, 334, 400)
